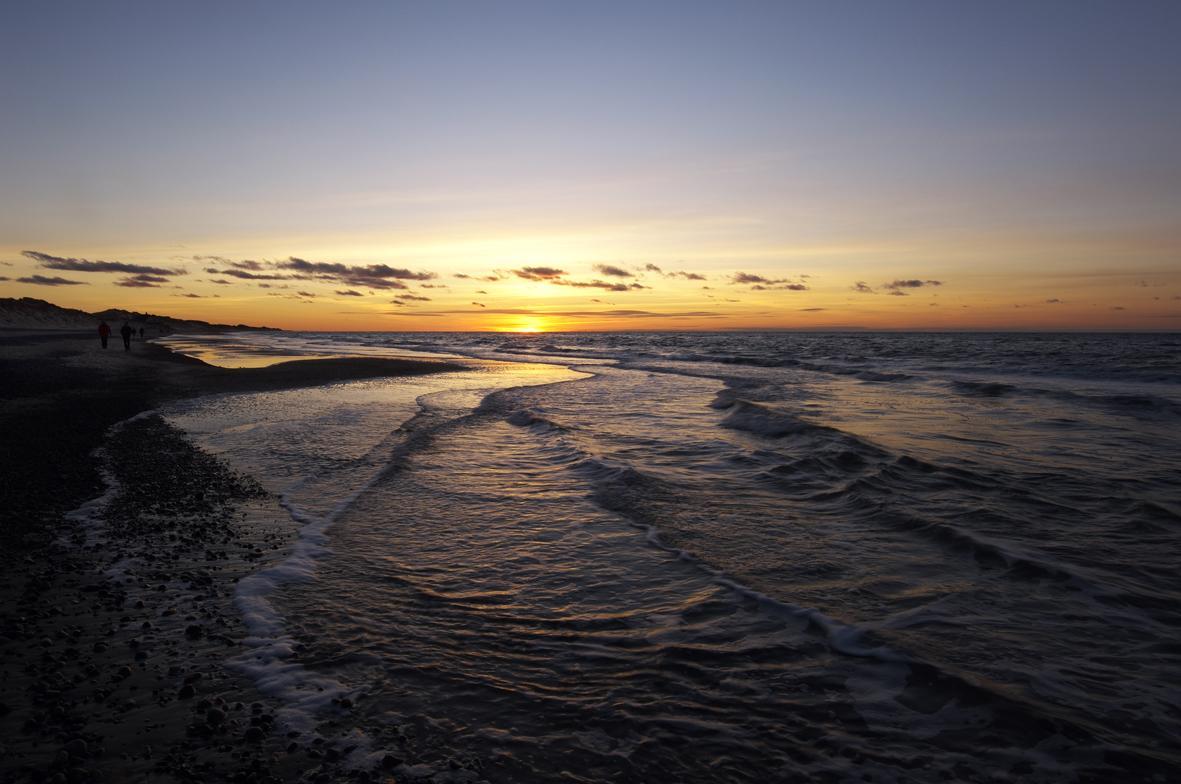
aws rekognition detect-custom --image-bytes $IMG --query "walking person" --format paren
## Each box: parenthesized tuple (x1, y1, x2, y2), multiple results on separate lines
(98, 320, 111, 349)
(120, 321, 133, 351)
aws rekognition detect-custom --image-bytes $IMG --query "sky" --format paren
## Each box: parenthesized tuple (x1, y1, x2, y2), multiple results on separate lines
(1, 0, 1179, 332)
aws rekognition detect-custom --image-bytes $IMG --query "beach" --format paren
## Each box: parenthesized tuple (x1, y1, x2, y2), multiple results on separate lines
(2, 328, 1180, 783)
(0, 331, 467, 784)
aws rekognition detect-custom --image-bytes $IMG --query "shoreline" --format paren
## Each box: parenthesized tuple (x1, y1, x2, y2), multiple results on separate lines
(0, 330, 465, 549)
(0, 332, 471, 783)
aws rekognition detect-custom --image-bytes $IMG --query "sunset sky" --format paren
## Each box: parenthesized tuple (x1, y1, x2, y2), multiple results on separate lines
(2, 0, 1179, 331)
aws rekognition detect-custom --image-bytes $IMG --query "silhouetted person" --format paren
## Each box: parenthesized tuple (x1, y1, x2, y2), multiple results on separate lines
(98, 320, 111, 349)
(120, 321, 133, 351)
(139, 327, 144, 339)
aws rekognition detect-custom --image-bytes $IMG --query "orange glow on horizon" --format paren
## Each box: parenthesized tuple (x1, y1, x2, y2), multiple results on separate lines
(2, 232, 1179, 332)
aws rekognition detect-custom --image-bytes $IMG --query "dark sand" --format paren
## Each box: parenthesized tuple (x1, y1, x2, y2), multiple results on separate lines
(0, 331, 473, 784)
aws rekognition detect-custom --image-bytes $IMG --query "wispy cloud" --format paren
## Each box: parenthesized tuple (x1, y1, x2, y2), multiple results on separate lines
(560, 280, 649, 292)
(593, 263, 632, 278)
(191, 256, 265, 270)
(23, 250, 184, 276)
(203, 267, 292, 281)
(512, 266, 567, 280)
(279, 257, 434, 289)
(644, 263, 705, 280)
(17, 274, 87, 286)
(390, 308, 721, 319)
(750, 282, 807, 291)
(882, 279, 943, 296)
(335, 289, 364, 296)
(509, 265, 648, 291)
(116, 273, 170, 287)
(730, 272, 807, 290)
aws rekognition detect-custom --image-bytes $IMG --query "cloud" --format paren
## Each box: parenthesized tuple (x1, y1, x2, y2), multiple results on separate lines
(476, 289, 488, 294)
(204, 267, 292, 281)
(643, 263, 704, 280)
(731, 272, 806, 290)
(17, 274, 87, 286)
(508, 266, 647, 291)
(279, 257, 434, 289)
(0, 276, 8, 281)
(336, 290, 364, 296)
(799, 308, 826, 312)
(23, 250, 184, 276)
(559, 280, 649, 292)
(116, 273, 170, 287)
(1112, 306, 1126, 311)
(731, 272, 777, 285)
(750, 282, 808, 291)
(191, 256, 265, 270)
(393, 308, 722, 319)
(851, 281, 875, 294)
(392, 294, 431, 302)
(593, 264, 632, 278)
(296, 291, 317, 298)
(472, 302, 486, 307)
(883, 279, 943, 292)
(512, 266, 567, 280)
(208, 279, 233, 285)
(1045, 298, 1062, 304)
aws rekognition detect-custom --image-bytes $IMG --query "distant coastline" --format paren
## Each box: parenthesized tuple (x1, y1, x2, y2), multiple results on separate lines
(0, 296, 282, 334)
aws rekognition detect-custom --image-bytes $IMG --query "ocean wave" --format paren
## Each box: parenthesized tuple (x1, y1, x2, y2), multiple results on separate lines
(950, 380, 1016, 397)
(506, 407, 572, 432)
(949, 379, 1181, 418)
(719, 400, 836, 439)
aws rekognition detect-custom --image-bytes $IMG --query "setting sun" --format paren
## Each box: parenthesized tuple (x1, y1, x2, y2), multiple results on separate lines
(498, 317, 548, 333)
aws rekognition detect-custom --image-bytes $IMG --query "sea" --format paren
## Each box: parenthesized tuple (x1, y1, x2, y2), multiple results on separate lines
(153, 331, 1181, 782)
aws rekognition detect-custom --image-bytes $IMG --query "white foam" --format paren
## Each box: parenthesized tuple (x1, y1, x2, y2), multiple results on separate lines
(229, 453, 410, 733)
(62, 408, 159, 547)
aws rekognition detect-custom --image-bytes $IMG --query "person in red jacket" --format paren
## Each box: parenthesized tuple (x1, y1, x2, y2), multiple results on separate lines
(98, 320, 111, 349)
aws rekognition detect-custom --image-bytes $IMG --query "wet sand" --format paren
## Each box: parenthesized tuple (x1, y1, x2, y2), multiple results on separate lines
(0, 331, 473, 784)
